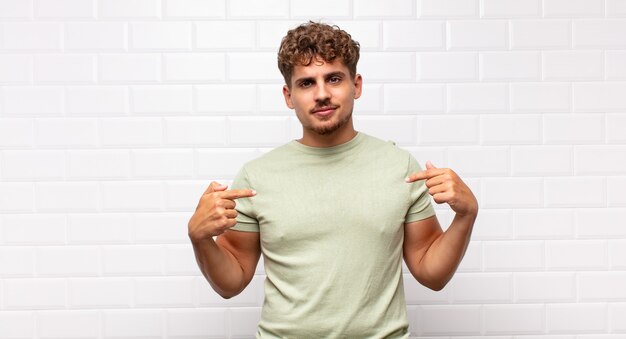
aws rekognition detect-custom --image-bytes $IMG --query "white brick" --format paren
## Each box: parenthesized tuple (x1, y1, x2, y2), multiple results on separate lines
(0, 247, 35, 277)
(165, 244, 200, 275)
(447, 146, 508, 177)
(164, 0, 225, 18)
(195, 21, 256, 50)
(2, 214, 66, 245)
(0, 183, 34, 212)
(610, 240, 626, 269)
(66, 86, 127, 115)
(132, 149, 193, 179)
(577, 208, 626, 238)
(575, 146, 626, 175)
(103, 310, 163, 338)
(229, 307, 262, 337)
(418, 305, 481, 336)
(574, 19, 626, 47)
(354, 116, 416, 146)
(450, 273, 512, 303)
(608, 0, 626, 16)
(165, 117, 227, 146)
(68, 213, 132, 244)
(573, 83, 626, 112)
(447, 20, 508, 50)
(102, 245, 163, 275)
(167, 309, 228, 338)
(34, 0, 93, 18)
(608, 114, 626, 142)
(511, 20, 570, 49)
(515, 209, 575, 239)
(471, 209, 514, 240)
(358, 52, 415, 82)
(384, 84, 445, 113)
(131, 85, 192, 114)
(579, 272, 626, 301)
(383, 21, 445, 50)
(418, 116, 479, 145)
(135, 276, 196, 307)
(482, 178, 544, 208)
(99, 0, 160, 18)
(547, 304, 606, 333)
(333, 21, 382, 50)
(131, 22, 191, 50)
(228, 0, 288, 17)
(36, 246, 99, 277)
(257, 84, 294, 114)
(65, 22, 126, 51)
(0, 311, 35, 338)
(165, 181, 205, 212)
(197, 149, 261, 179)
(290, 0, 350, 18)
(484, 240, 544, 271)
(480, 51, 540, 81)
(511, 146, 572, 176)
(0, 55, 32, 83)
(546, 240, 607, 270)
(2, 86, 64, 116)
(0, 0, 32, 18)
(610, 303, 626, 332)
(543, 51, 603, 80)
(257, 21, 301, 50)
(68, 150, 131, 179)
(38, 311, 99, 338)
(99, 117, 163, 147)
(481, 114, 542, 145)
(481, 0, 540, 17)
(354, 0, 414, 18)
(135, 213, 189, 244)
(457, 241, 482, 272)
(544, 0, 604, 17)
(514, 272, 576, 302)
(101, 181, 163, 212)
(403, 274, 450, 304)
(543, 114, 604, 144)
(34, 55, 95, 83)
(511, 83, 570, 112)
(606, 51, 626, 79)
(1, 150, 65, 180)
(484, 305, 544, 334)
(164, 53, 225, 82)
(448, 83, 507, 113)
(2, 23, 62, 50)
(70, 277, 132, 308)
(3, 279, 66, 310)
(418, 52, 477, 81)
(228, 53, 283, 82)
(34, 118, 98, 147)
(0, 118, 33, 148)
(608, 177, 626, 206)
(418, 0, 477, 18)
(545, 177, 605, 207)
(196, 85, 256, 113)
(228, 117, 290, 147)
(36, 182, 99, 212)
(99, 54, 160, 83)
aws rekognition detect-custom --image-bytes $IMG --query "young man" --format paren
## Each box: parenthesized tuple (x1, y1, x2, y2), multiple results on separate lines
(188, 22, 478, 338)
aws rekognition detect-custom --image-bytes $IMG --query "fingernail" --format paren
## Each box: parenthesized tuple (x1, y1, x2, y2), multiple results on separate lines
(404, 177, 410, 182)
(251, 190, 257, 195)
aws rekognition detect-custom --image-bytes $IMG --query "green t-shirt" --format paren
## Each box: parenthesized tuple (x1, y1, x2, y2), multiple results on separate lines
(231, 132, 435, 338)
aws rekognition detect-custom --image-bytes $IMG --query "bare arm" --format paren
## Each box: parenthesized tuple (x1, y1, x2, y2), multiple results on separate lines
(188, 182, 261, 298)
(403, 161, 478, 291)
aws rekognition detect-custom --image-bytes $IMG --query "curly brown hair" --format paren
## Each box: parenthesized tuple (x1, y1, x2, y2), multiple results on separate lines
(277, 21, 360, 88)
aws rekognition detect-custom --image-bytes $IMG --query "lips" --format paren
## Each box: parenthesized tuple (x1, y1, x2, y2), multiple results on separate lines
(311, 106, 337, 117)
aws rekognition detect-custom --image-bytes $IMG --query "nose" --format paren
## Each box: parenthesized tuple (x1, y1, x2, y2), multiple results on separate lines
(315, 83, 331, 102)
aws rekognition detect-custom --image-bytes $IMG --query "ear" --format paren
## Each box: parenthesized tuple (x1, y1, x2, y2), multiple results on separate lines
(283, 85, 294, 109)
(353, 74, 363, 100)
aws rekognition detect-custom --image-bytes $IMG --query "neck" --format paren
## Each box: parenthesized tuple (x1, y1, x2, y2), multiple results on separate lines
(298, 120, 357, 148)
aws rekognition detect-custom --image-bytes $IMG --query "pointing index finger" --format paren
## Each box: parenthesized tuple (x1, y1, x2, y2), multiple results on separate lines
(218, 189, 257, 200)
(405, 169, 443, 183)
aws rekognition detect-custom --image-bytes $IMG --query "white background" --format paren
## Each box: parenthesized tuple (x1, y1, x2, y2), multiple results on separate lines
(1, 0, 626, 338)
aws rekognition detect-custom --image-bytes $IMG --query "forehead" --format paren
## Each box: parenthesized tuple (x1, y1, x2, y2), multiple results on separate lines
(291, 58, 350, 80)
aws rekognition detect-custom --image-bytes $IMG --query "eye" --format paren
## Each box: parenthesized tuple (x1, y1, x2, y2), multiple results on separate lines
(328, 76, 341, 84)
(299, 80, 313, 88)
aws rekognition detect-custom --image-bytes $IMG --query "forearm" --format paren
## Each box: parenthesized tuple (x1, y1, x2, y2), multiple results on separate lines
(191, 237, 246, 298)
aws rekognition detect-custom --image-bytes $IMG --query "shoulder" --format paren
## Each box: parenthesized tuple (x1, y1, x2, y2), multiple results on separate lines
(359, 132, 413, 161)
(239, 142, 295, 173)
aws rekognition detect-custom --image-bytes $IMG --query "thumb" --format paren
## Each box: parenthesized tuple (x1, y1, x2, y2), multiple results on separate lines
(205, 181, 228, 194)
(425, 160, 437, 170)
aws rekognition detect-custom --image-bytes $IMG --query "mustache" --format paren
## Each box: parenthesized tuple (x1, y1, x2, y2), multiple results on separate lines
(311, 102, 338, 113)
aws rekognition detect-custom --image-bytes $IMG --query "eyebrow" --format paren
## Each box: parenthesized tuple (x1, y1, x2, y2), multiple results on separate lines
(293, 71, 348, 85)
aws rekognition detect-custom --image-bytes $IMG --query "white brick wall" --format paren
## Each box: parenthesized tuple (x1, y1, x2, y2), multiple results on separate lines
(1, 2, 625, 338)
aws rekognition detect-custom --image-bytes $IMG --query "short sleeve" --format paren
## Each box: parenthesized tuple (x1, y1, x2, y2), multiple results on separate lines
(230, 167, 260, 232)
(405, 155, 436, 223)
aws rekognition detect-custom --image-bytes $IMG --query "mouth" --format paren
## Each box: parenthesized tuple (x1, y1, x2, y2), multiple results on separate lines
(311, 106, 338, 117)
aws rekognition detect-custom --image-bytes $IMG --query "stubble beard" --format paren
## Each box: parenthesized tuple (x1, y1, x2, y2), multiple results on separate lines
(307, 110, 352, 136)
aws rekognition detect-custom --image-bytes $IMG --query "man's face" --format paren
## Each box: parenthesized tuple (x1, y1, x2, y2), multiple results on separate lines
(283, 57, 362, 137)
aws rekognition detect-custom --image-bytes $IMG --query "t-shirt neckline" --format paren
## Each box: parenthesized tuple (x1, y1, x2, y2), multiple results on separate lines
(288, 132, 364, 156)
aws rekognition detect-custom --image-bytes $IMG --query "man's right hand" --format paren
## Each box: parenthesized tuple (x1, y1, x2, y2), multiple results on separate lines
(188, 181, 256, 242)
